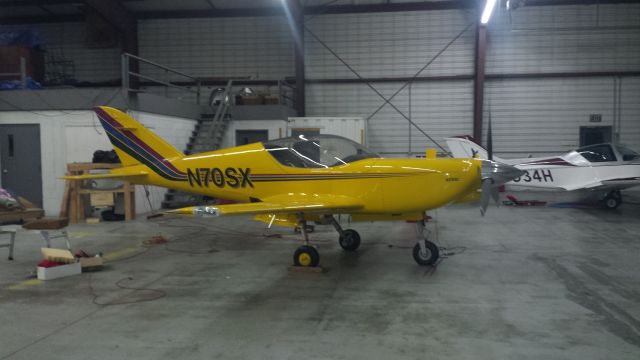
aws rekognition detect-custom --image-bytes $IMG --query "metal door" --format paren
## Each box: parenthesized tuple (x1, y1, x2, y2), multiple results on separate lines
(0, 125, 43, 207)
(235, 130, 268, 146)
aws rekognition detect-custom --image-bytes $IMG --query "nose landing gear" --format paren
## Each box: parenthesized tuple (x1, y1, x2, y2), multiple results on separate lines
(412, 219, 439, 266)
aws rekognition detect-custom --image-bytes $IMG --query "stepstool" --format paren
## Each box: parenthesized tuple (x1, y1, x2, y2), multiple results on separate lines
(1, 218, 71, 260)
(23, 217, 71, 249)
(0, 225, 19, 260)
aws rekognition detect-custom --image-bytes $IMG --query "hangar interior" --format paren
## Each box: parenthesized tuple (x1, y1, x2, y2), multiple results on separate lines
(0, 1, 639, 359)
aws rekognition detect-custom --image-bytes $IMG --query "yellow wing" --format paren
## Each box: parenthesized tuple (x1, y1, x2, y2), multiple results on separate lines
(166, 194, 363, 217)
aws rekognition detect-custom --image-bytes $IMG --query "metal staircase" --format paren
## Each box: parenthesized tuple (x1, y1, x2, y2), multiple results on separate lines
(162, 81, 233, 209)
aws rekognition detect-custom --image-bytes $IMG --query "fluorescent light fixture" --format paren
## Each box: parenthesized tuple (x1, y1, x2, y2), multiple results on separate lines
(480, 0, 497, 24)
(506, 0, 510, 10)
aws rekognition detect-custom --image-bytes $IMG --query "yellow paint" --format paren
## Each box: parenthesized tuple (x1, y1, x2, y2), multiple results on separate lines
(298, 253, 312, 266)
(6, 278, 42, 290)
(425, 148, 437, 159)
(64, 106, 483, 223)
(67, 231, 94, 239)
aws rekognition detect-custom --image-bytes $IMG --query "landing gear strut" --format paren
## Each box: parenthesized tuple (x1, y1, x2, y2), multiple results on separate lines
(603, 190, 622, 210)
(412, 219, 439, 266)
(292, 213, 320, 267)
(327, 215, 361, 251)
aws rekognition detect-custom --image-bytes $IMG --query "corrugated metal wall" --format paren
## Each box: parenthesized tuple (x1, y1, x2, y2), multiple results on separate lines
(138, 17, 293, 80)
(8, 3, 640, 156)
(484, 4, 640, 156)
(305, 9, 476, 156)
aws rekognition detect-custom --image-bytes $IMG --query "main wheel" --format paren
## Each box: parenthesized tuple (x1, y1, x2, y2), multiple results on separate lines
(339, 229, 361, 251)
(293, 245, 320, 267)
(412, 241, 439, 266)
(603, 194, 621, 209)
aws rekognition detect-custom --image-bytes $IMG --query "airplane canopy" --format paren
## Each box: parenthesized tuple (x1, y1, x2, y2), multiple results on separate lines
(576, 143, 639, 163)
(264, 134, 380, 168)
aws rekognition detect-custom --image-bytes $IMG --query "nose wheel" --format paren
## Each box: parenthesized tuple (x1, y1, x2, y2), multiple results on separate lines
(413, 219, 440, 266)
(412, 241, 439, 266)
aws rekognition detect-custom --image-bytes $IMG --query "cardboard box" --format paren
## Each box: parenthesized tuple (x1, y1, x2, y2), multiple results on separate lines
(37, 262, 81, 280)
(80, 256, 104, 271)
(263, 95, 279, 105)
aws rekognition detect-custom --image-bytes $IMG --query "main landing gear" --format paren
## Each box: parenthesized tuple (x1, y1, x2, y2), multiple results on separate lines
(291, 214, 439, 267)
(292, 214, 362, 268)
(602, 190, 622, 210)
(412, 219, 440, 266)
(293, 213, 320, 267)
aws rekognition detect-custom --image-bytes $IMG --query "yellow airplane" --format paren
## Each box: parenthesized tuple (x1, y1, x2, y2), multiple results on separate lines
(67, 106, 523, 267)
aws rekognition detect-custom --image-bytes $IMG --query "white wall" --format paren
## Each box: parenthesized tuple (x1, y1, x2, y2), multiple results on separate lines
(0, 110, 196, 217)
(222, 119, 287, 148)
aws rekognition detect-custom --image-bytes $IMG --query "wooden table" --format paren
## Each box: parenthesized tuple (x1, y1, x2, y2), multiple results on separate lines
(63, 163, 135, 224)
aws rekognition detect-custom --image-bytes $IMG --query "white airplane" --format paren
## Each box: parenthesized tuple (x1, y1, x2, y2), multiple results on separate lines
(445, 136, 640, 209)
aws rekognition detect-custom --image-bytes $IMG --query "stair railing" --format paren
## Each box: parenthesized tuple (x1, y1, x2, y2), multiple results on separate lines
(121, 52, 202, 104)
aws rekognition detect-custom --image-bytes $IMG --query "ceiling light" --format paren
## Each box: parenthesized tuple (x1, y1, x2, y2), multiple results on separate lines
(480, 0, 497, 24)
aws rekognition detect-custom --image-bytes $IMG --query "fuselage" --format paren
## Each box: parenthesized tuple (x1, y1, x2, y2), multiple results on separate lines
(122, 142, 483, 215)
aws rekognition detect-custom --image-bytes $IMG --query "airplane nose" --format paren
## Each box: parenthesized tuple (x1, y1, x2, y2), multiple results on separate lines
(481, 160, 525, 185)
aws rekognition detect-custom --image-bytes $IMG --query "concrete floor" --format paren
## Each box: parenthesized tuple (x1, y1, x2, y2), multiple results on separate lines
(1, 198, 639, 360)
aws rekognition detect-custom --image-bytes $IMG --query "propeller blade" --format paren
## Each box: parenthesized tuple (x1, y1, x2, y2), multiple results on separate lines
(491, 186, 500, 206)
(487, 108, 493, 161)
(480, 178, 493, 216)
(480, 160, 524, 215)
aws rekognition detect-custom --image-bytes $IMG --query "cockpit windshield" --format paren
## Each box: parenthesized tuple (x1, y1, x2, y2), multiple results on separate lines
(264, 134, 380, 168)
(614, 144, 639, 162)
(576, 144, 617, 163)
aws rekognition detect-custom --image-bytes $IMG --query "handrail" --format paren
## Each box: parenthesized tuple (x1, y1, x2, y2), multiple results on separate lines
(205, 80, 233, 141)
(122, 52, 202, 104)
(277, 79, 296, 108)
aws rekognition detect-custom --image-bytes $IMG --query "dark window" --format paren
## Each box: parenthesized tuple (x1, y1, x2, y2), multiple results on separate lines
(577, 144, 617, 163)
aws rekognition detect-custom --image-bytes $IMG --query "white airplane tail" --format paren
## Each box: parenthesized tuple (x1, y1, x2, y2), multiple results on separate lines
(445, 137, 505, 162)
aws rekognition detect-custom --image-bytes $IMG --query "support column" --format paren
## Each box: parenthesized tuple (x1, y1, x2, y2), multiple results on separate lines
(473, 23, 487, 142)
(287, 0, 305, 116)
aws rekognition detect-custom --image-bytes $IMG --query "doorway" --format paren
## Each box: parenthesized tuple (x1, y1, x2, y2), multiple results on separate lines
(0, 124, 43, 207)
(580, 126, 612, 147)
(235, 130, 268, 146)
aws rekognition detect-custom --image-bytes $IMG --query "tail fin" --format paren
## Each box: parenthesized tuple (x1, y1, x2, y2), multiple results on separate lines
(445, 136, 504, 162)
(94, 106, 187, 181)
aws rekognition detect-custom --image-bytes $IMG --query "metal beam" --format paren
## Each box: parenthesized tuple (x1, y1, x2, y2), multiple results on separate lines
(286, 0, 306, 116)
(473, 24, 487, 142)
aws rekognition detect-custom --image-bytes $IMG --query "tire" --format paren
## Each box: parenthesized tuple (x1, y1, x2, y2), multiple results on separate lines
(339, 229, 361, 251)
(293, 245, 320, 267)
(603, 195, 621, 209)
(412, 241, 440, 266)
